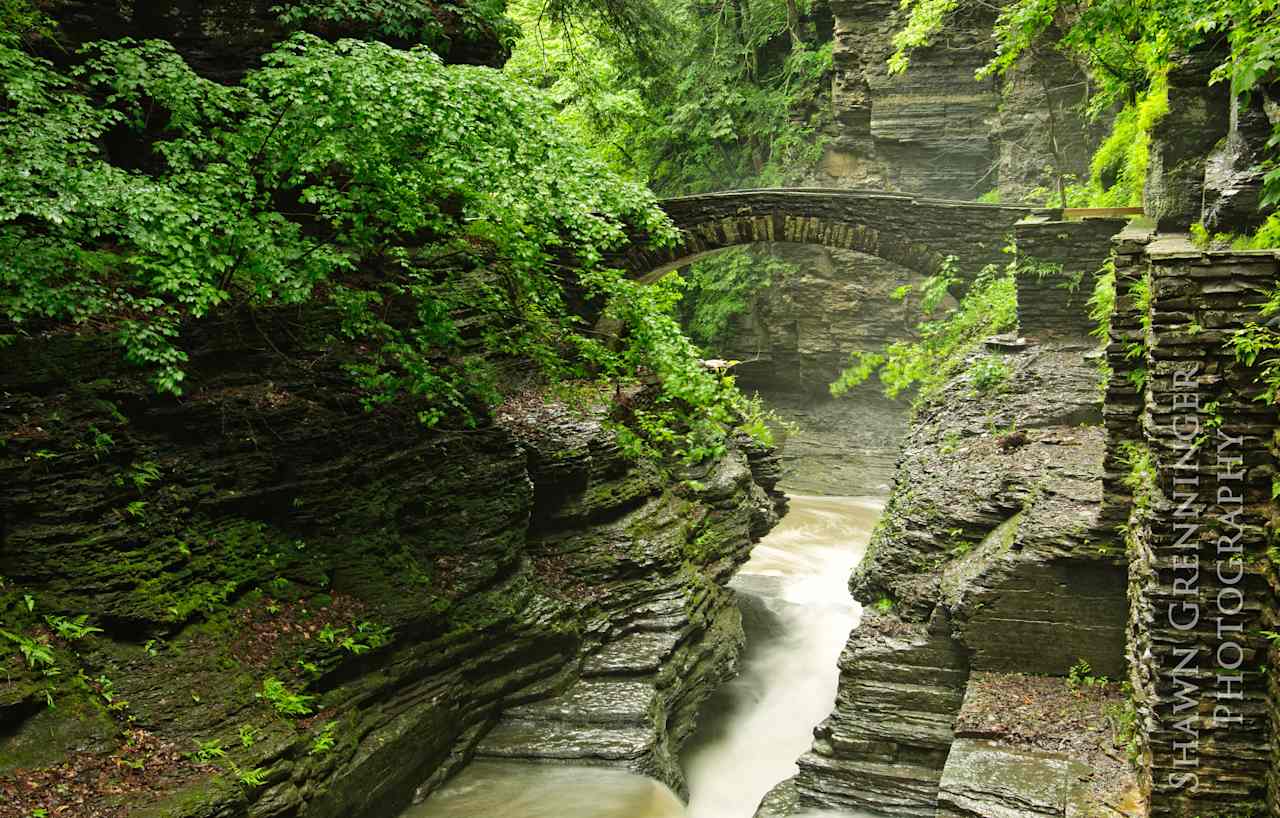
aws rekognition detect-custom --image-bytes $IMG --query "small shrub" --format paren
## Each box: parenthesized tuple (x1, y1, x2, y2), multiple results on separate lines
(831, 259, 1017, 405)
(310, 720, 338, 755)
(1103, 683, 1140, 767)
(258, 677, 314, 717)
(968, 356, 1011, 395)
(227, 760, 268, 788)
(1067, 658, 1108, 692)
(190, 738, 226, 762)
(0, 629, 55, 669)
(44, 614, 103, 641)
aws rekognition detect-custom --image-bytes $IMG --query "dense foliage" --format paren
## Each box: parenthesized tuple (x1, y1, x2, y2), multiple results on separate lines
(829, 260, 1018, 404)
(0, 8, 766, 461)
(677, 247, 798, 348)
(506, 0, 832, 194)
(890, 0, 1280, 408)
(503, 0, 834, 363)
(273, 0, 520, 52)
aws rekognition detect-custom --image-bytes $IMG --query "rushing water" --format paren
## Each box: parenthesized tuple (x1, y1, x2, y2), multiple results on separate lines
(406, 494, 881, 818)
(402, 762, 687, 818)
(682, 495, 878, 818)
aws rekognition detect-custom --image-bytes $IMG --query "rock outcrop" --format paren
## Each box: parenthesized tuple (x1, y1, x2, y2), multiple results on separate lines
(791, 611, 968, 817)
(712, 244, 933, 394)
(1144, 48, 1233, 232)
(1202, 92, 1275, 234)
(819, 0, 999, 198)
(765, 314, 1132, 817)
(815, 3, 1098, 202)
(0, 307, 784, 818)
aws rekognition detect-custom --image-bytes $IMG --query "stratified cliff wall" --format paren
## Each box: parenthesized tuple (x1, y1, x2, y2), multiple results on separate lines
(814, 2, 1097, 203)
(0, 307, 785, 818)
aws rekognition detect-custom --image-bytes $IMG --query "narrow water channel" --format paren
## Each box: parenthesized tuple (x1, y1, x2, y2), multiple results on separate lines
(406, 493, 882, 818)
(682, 495, 878, 818)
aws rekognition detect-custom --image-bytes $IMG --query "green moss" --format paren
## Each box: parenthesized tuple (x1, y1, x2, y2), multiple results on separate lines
(1086, 75, 1169, 207)
(0, 691, 116, 774)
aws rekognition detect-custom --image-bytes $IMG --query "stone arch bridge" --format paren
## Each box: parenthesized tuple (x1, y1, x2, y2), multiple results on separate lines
(611, 188, 1041, 280)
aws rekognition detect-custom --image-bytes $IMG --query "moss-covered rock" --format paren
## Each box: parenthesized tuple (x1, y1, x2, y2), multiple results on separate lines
(0, 308, 782, 817)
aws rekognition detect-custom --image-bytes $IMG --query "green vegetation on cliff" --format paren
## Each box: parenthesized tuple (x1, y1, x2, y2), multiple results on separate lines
(506, 0, 832, 194)
(892, 0, 1277, 217)
(830, 260, 1018, 404)
(0, 2, 768, 463)
(504, 0, 834, 364)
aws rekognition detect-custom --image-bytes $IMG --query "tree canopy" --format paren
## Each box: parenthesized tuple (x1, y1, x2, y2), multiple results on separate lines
(0, 3, 772, 462)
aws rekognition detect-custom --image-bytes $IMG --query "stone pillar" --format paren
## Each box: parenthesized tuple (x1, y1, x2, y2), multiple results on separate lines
(1202, 92, 1274, 234)
(1014, 215, 1128, 344)
(1115, 236, 1276, 816)
(1100, 224, 1154, 535)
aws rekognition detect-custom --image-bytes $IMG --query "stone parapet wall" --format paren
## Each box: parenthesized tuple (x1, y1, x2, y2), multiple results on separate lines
(1014, 216, 1128, 344)
(1106, 235, 1278, 817)
(617, 189, 1037, 281)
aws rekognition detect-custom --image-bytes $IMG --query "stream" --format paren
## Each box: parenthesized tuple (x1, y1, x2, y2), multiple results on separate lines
(405, 493, 882, 818)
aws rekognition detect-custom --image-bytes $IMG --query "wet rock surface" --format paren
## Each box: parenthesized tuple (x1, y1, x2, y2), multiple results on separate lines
(816, 4, 1100, 202)
(716, 244, 933, 397)
(0, 312, 783, 818)
(772, 337, 1132, 818)
(935, 739, 1092, 818)
(792, 611, 968, 818)
(951, 672, 1141, 817)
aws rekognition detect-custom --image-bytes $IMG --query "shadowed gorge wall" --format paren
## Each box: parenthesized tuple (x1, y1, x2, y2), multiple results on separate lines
(0, 307, 785, 816)
(816, 2, 1099, 202)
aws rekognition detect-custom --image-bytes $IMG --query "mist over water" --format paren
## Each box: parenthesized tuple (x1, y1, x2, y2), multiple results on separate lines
(406, 495, 881, 818)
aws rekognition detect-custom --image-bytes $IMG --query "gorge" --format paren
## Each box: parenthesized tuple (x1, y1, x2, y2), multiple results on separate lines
(2, 2, 1279, 818)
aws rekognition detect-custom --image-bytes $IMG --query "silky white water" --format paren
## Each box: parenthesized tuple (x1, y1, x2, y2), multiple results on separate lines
(405, 494, 880, 818)
(680, 495, 877, 818)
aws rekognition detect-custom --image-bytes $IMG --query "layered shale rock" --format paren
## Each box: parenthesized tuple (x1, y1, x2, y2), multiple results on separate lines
(0, 308, 784, 817)
(816, 3, 1097, 201)
(1107, 231, 1277, 817)
(768, 333, 1130, 817)
(941, 672, 1141, 818)
(712, 244, 935, 395)
(790, 611, 969, 818)
(819, 0, 999, 198)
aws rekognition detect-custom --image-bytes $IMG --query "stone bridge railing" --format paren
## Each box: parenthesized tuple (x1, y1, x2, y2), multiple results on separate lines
(611, 188, 1038, 280)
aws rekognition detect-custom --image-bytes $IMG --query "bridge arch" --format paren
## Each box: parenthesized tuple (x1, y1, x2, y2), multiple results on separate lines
(611, 189, 1037, 281)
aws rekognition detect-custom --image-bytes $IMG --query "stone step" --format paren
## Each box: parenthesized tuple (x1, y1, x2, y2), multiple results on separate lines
(502, 678, 656, 725)
(582, 630, 682, 676)
(794, 751, 943, 818)
(825, 707, 956, 751)
(935, 739, 1091, 818)
(474, 718, 654, 763)
(834, 677, 966, 714)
